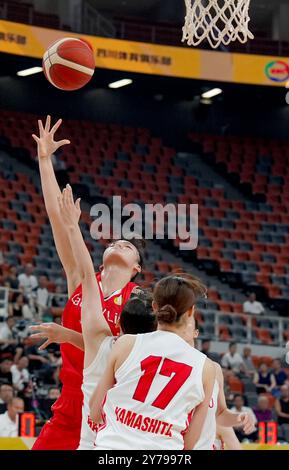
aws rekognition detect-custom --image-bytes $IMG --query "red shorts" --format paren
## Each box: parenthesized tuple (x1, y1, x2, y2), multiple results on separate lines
(32, 386, 83, 450)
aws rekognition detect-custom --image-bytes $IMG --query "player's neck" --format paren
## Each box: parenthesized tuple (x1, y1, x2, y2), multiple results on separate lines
(100, 266, 132, 297)
(157, 324, 188, 341)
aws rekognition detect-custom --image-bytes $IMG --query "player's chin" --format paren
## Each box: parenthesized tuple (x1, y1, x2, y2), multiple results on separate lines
(104, 251, 131, 267)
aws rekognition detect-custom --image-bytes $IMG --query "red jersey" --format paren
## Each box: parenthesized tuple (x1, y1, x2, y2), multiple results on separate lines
(59, 272, 137, 389)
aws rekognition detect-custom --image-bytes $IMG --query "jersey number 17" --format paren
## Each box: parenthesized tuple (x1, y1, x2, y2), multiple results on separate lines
(132, 355, 192, 410)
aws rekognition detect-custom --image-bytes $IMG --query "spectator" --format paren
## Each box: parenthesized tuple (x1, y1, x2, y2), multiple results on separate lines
(253, 395, 273, 423)
(242, 347, 256, 377)
(0, 397, 24, 436)
(200, 338, 220, 362)
(271, 359, 288, 397)
(221, 342, 245, 375)
(0, 317, 17, 354)
(253, 362, 276, 394)
(0, 383, 14, 413)
(4, 266, 19, 290)
(243, 292, 265, 315)
(48, 386, 60, 401)
(231, 394, 257, 442)
(275, 384, 289, 425)
(0, 360, 13, 384)
(8, 293, 33, 320)
(11, 357, 30, 392)
(18, 264, 38, 298)
(36, 276, 50, 316)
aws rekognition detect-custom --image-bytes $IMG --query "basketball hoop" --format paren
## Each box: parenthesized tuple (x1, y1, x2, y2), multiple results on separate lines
(182, 0, 254, 49)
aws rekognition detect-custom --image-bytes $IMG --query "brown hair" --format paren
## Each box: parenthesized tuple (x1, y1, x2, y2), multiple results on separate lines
(153, 273, 207, 325)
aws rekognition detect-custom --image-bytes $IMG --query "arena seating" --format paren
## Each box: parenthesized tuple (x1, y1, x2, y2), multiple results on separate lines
(0, 110, 288, 350)
(1, 109, 289, 430)
(188, 133, 289, 303)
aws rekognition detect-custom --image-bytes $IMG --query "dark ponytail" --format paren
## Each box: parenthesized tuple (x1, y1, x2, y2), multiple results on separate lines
(154, 273, 207, 325)
(156, 305, 178, 324)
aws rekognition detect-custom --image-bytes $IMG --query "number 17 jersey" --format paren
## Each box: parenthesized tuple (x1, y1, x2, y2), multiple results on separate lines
(95, 330, 207, 450)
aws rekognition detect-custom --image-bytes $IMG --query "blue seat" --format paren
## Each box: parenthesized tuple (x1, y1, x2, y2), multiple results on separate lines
(10, 201, 25, 212)
(208, 218, 222, 228)
(222, 250, 236, 260)
(135, 144, 148, 156)
(1, 219, 16, 230)
(117, 152, 130, 161)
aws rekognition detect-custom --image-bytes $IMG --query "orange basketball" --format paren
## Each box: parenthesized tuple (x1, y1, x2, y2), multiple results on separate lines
(42, 37, 95, 91)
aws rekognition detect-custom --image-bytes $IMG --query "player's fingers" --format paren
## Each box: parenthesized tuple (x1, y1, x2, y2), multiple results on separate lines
(66, 184, 74, 206)
(30, 333, 48, 340)
(38, 119, 45, 137)
(32, 134, 40, 143)
(62, 186, 69, 208)
(39, 340, 51, 351)
(45, 115, 51, 132)
(75, 198, 81, 212)
(244, 424, 254, 434)
(237, 414, 242, 423)
(29, 324, 48, 331)
(56, 139, 70, 149)
(51, 118, 62, 135)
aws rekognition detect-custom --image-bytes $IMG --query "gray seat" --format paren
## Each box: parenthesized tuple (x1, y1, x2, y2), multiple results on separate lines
(203, 324, 215, 337)
(243, 382, 257, 393)
(281, 424, 289, 443)
(219, 314, 233, 325)
(245, 393, 258, 408)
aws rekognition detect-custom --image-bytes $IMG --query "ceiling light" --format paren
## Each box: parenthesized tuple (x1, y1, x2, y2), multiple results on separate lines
(201, 88, 223, 99)
(108, 79, 133, 89)
(17, 67, 43, 77)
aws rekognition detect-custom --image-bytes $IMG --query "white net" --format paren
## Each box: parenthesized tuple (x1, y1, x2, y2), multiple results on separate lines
(182, 0, 254, 49)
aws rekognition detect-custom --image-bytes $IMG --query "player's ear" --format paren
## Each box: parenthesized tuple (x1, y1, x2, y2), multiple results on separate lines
(188, 305, 195, 318)
(134, 263, 141, 274)
(152, 301, 158, 313)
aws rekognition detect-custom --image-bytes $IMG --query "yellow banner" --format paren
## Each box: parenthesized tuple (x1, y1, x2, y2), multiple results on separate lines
(0, 19, 289, 87)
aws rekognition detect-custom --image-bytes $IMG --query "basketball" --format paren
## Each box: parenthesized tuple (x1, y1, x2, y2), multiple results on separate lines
(42, 37, 95, 91)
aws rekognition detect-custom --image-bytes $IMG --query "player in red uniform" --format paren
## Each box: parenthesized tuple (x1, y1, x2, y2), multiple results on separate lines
(30, 116, 143, 450)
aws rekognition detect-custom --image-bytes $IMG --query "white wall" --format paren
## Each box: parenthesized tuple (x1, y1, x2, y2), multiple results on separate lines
(210, 341, 285, 359)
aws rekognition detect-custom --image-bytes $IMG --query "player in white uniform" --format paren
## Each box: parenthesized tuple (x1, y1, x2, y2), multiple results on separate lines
(57, 186, 156, 449)
(191, 319, 255, 450)
(90, 274, 217, 450)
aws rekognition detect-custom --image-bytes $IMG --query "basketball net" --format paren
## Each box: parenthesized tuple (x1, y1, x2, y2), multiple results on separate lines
(182, 0, 254, 49)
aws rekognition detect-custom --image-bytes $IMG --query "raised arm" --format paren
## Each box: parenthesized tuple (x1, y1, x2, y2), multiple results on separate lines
(58, 185, 111, 367)
(32, 116, 81, 296)
(184, 358, 216, 450)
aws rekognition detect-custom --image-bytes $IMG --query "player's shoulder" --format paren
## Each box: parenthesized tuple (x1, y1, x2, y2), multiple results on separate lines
(213, 361, 223, 373)
(113, 334, 138, 349)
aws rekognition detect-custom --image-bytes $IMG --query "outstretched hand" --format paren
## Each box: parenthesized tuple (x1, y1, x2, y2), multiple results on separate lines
(237, 412, 256, 435)
(32, 115, 70, 159)
(29, 323, 69, 350)
(58, 184, 81, 227)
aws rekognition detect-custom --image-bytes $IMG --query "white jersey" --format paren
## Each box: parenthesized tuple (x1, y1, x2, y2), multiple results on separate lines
(95, 330, 207, 450)
(78, 336, 116, 450)
(194, 379, 219, 450)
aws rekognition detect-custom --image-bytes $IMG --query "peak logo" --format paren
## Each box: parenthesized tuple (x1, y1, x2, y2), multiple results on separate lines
(265, 60, 289, 82)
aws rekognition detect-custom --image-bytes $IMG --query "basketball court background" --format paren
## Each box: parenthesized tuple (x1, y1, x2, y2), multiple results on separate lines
(0, 0, 289, 450)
